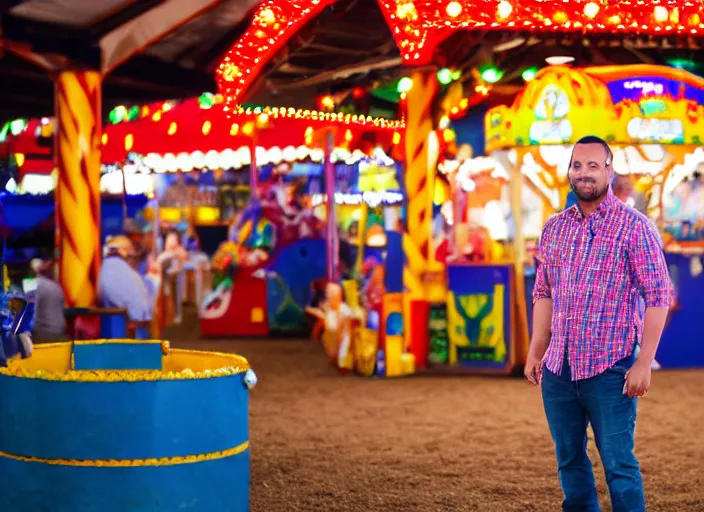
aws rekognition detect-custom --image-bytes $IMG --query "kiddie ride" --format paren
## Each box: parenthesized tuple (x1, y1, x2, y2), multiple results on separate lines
(199, 188, 326, 337)
(0, 244, 258, 512)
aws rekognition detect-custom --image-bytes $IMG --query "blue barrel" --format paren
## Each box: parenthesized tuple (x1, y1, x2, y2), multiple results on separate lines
(0, 340, 256, 511)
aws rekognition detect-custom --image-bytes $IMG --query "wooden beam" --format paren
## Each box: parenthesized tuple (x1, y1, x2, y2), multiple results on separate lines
(2, 15, 100, 66)
(3, 41, 66, 71)
(0, 0, 23, 16)
(99, 0, 222, 76)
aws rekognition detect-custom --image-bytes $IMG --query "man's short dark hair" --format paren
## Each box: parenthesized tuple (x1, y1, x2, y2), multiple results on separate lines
(570, 135, 613, 168)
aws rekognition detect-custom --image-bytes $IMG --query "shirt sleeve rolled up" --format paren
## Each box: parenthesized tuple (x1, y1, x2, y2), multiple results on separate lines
(629, 219, 673, 308)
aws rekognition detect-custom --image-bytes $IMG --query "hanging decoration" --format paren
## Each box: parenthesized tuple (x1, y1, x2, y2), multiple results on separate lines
(216, 0, 336, 112)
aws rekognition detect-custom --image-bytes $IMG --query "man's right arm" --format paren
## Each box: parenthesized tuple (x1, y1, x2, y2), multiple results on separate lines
(530, 298, 553, 360)
(529, 226, 553, 360)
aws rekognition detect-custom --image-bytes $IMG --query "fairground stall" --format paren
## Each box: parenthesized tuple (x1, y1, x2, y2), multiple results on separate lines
(209, 0, 704, 377)
(99, 94, 404, 337)
(1, 95, 406, 339)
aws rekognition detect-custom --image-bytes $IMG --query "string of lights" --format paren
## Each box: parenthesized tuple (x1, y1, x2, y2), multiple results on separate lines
(217, 0, 704, 105)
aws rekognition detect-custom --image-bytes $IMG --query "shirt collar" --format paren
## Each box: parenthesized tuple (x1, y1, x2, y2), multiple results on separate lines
(567, 188, 617, 220)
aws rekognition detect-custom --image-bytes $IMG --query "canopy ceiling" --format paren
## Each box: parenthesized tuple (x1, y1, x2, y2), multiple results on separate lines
(0, 0, 260, 124)
(2, 0, 704, 127)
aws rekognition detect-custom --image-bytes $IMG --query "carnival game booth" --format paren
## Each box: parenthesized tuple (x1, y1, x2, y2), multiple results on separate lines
(483, 63, 704, 369)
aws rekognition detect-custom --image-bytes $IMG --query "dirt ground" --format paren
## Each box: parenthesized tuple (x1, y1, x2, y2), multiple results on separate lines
(167, 319, 704, 512)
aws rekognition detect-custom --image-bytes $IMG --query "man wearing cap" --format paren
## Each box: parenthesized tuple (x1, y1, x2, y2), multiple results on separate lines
(29, 258, 67, 343)
(98, 236, 152, 324)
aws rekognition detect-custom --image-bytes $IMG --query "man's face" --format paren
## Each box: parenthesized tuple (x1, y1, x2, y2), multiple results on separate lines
(568, 143, 612, 202)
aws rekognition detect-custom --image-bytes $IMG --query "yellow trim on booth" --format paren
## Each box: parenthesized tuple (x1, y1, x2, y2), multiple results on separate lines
(0, 441, 249, 467)
(0, 343, 250, 382)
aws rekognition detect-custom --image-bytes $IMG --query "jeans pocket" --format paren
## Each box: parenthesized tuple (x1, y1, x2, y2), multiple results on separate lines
(606, 364, 629, 376)
(607, 354, 635, 375)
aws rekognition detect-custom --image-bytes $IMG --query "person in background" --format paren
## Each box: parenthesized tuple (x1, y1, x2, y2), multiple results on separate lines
(98, 236, 152, 324)
(29, 258, 67, 343)
(156, 230, 189, 324)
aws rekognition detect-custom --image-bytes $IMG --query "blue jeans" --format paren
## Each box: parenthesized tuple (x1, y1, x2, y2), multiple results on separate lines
(541, 353, 644, 512)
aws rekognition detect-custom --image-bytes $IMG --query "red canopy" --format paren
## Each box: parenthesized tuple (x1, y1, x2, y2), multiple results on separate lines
(102, 98, 402, 164)
(2, 97, 404, 176)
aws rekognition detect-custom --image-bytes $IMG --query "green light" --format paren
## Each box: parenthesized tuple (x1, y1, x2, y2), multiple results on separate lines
(199, 92, 215, 109)
(522, 67, 538, 82)
(108, 105, 127, 124)
(397, 77, 413, 93)
(481, 67, 503, 84)
(128, 106, 140, 122)
(0, 122, 9, 143)
(667, 58, 697, 71)
(437, 68, 453, 85)
(9, 119, 27, 136)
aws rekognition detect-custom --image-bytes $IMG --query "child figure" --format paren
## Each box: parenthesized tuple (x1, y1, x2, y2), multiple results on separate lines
(305, 282, 354, 371)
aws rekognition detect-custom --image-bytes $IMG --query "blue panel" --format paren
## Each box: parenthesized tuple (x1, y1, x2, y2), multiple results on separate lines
(0, 450, 249, 512)
(268, 239, 326, 310)
(384, 231, 403, 293)
(72, 343, 163, 371)
(656, 253, 704, 368)
(448, 264, 510, 296)
(0, 193, 53, 236)
(0, 193, 149, 239)
(0, 373, 249, 460)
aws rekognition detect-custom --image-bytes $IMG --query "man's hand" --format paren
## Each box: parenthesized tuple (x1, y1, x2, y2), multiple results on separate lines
(524, 353, 543, 385)
(625, 359, 652, 399)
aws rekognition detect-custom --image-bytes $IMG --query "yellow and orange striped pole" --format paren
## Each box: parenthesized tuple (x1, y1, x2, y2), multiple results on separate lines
(403, 70, 440, 346)
(55, 70, 102, 307)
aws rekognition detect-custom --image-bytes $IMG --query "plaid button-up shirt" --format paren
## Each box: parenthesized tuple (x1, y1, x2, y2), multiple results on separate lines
(533, 191, 672, 381)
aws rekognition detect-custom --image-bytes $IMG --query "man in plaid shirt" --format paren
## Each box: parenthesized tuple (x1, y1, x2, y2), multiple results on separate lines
(525, 136, 672, 512)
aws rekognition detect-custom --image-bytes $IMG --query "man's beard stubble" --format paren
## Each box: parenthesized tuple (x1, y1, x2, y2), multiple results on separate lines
(569, 178, 608, 202)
